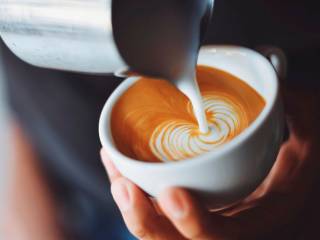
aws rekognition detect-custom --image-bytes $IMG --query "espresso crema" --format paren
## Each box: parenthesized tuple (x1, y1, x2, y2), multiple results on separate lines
(111, 66, 265, 162)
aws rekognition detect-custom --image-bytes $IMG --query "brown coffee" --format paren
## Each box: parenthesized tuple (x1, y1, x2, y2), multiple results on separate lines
(111, 66, 265, 162)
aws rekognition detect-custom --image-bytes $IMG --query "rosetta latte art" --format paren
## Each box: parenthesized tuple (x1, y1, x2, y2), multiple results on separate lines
(111, 66, 265, 163)
(150, 93, 249, 162)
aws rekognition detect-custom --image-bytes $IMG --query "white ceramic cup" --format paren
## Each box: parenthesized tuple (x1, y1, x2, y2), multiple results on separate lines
(99, 46, 284, 209)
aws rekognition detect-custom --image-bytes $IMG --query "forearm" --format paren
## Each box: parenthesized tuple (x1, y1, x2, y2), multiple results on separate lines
(1, 122, 63, 240)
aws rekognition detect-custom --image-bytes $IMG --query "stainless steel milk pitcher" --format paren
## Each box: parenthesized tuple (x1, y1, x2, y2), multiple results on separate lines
(0, 0, 214, 76)
(0, 0, 124, 74)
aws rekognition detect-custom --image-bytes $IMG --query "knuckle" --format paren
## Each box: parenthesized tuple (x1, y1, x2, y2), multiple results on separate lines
(192, 232, 211, 240)
(191, 224, 215, 240)
(128, 222, 152, 240)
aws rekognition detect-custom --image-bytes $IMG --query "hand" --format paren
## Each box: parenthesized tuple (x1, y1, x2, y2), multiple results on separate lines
(101, 88, 320, 240)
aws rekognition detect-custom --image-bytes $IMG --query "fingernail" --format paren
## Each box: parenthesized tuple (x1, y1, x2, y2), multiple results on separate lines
(106, 159, 119, 179)
(163, 190, 187, 219)
(111, 180, 131, 212)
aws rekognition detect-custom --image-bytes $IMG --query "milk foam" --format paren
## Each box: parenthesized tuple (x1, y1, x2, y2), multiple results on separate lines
(149, 93, 248, 162)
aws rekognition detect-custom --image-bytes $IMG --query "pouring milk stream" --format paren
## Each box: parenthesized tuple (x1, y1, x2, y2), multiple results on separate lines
(0, 0, 213, 133)
(113, 0, 212, 133)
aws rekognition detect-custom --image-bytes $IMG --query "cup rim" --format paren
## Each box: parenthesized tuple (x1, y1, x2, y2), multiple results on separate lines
(99, 45, 280, 170)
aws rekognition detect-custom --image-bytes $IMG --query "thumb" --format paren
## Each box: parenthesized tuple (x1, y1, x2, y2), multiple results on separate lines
(158, 188, 240, 240)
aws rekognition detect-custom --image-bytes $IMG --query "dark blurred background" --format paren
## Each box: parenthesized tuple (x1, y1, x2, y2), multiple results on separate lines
(0, 45, 11, 240)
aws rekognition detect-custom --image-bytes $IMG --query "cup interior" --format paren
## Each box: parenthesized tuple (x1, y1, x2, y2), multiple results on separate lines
(198, 46, 277, 103)
(99, 46, 279, 167)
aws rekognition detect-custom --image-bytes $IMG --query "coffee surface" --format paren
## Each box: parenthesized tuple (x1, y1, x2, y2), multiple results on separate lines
(111, 66, 265, 162)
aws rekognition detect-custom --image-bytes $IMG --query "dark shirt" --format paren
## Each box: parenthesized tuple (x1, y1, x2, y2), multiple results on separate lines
(0, 41, 133, 239)
(0, 0, 319, 239)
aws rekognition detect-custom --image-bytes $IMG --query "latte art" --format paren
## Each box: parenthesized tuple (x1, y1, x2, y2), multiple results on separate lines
(150, 94, 249, 161)
(111, 66, 265, 163)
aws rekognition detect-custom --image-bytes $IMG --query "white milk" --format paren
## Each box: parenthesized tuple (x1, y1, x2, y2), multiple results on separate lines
(174, 70, 209, 133)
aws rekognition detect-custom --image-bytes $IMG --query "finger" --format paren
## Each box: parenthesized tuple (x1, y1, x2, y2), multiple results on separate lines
(159, 188, 239, 240)
(111, 178, 184, 240)
(150, 198, 165, 216)
(100, 148, 121, 182)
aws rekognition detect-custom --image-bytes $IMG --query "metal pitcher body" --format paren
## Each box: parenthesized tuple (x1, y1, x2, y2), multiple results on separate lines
(0, 0, 125, 74)
(0, 0, 214, 75)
